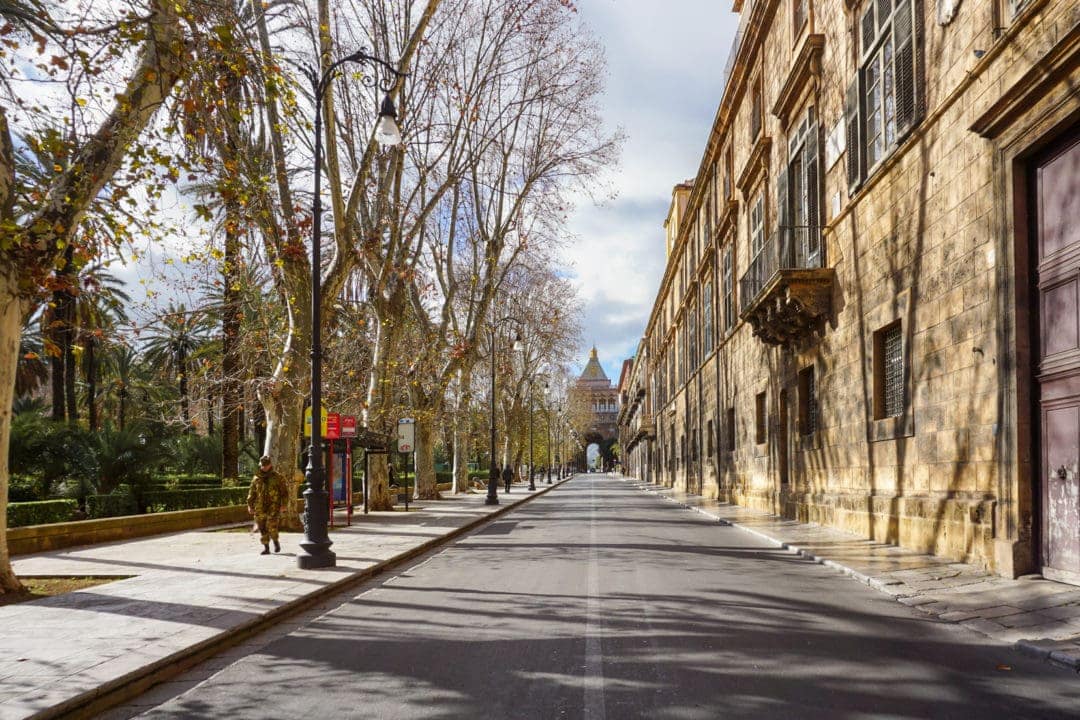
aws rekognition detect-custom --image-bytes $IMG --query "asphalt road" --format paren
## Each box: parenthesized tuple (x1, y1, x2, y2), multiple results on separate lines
(133, 474, 1080, 719)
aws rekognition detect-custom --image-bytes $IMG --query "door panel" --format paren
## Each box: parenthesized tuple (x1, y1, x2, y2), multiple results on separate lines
(1036, 129, 1080, 583)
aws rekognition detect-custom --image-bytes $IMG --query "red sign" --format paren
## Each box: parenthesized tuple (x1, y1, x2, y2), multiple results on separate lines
(341, 415, 357, 438)
(325, 412, 341, 440)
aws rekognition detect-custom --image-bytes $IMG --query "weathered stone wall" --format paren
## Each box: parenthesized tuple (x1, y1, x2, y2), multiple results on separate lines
(626, 0, 1080, 576)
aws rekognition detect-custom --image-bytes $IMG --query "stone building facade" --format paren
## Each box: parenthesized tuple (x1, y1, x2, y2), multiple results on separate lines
(619, 0, 1080, 581)
(572, 348, 620, 466)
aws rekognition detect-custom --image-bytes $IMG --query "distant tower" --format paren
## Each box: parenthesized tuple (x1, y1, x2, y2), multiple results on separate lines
(573, 347, 619, 443)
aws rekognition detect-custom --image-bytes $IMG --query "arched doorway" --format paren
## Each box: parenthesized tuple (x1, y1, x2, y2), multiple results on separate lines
(586, 443, 601, 471)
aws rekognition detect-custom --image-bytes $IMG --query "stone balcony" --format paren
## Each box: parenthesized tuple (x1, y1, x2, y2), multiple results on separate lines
(739, 226, 834, 346)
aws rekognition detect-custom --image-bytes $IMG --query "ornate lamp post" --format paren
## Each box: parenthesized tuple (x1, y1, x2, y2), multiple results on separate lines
(487, 322, 522, 505)
(299, 50, 404, 570)
(528, 380, 536, 492)
(544, 383, 552, 485)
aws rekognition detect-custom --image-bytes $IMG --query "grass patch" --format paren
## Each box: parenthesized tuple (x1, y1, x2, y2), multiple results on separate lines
(0, 576, 131, 607)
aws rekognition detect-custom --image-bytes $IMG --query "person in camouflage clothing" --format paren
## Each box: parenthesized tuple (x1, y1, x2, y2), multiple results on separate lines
(248, 456, 288, 555)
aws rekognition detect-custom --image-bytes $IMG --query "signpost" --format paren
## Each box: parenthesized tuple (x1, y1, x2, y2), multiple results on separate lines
(341, 415, 357, 438)
(303, 406, 328, 437)
(397, 418, 415, 511)
(326, 412, 341, 440)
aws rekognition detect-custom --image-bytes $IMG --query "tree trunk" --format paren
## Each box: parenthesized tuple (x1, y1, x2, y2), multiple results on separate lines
(178, 346, 189, 427)
(260, 310, 308, 531)
(414, 414, 439, 500)
(452, 369, 472, 494)
(85, 336, 97, 430)
(362, 318, 398, 511)
(0, 276, 25, 593)
(48, 300, 63, 420)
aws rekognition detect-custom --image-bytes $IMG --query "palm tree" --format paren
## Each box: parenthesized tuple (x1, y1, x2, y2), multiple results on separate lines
(74, 263, 131, 430)
(142, 304, 206, 428)
(16, 313, 48, 400)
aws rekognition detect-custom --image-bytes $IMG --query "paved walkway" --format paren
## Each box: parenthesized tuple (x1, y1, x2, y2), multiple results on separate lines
(630, 479, 1080, 672)
(0, 479, 562, 720)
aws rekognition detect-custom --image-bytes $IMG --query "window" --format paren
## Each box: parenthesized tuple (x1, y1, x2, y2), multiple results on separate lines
(722, 245, 735, 332)
(798, 366, 818, 435)
(688, 305, 698, 370)
(755, 391, 767, 444)
(873, 321, 905, 419)
(723, 147, 733, 200)
(846, 0, 919, 189)
(707, 419, 714, 458)
(750, 193, 765, 259)
(679, 323, 687, 386)
(794, 0, 808, 36)
(726, 407, 736, 451)
(750, 80, 763, 141)
(702, 281, 714, 355)
(780, 108, 822, 268)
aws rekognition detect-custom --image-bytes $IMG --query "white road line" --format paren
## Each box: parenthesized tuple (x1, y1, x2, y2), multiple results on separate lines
(584, 477, 606, 719)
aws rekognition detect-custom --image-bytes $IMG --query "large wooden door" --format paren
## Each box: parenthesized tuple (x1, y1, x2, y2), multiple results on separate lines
(1035, 129, 1080, 585)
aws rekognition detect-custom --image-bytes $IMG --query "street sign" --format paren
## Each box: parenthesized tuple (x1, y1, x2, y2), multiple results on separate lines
(303, 406, 329, 437)
(341, 415, 357, 438)
(397, 418, 415, 453)
(326, 413, 341, 440)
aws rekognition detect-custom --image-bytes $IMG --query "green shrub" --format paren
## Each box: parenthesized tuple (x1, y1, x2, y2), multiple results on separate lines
(143, 488, 249, 513)
(8, 499, 77, 527)
(167, 434, 223, 476)
(159, 473, 221, 489)
(86, 491, 138, 519)
(9, 413, 96, 494)
(8, 474, 45, 502)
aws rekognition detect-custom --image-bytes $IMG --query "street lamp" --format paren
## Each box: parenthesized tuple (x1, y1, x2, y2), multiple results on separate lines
(487, 322, 522, 505)
(299, 49, 405, 570)
(544, 382, 552, 485)
(528, 379, 536, 492)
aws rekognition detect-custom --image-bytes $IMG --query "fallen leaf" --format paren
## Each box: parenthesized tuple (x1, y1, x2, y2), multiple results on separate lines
(996, 664, 1012, 671)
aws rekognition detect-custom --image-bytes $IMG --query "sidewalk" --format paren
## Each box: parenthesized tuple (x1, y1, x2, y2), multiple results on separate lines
(0, 479, 566, 720)
(630, 479, 1080, 672)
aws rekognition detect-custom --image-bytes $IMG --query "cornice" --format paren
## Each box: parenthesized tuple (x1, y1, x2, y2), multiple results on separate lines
(736, 136, 772, 193)
(970, 16, 1080, 138)
(772, 33, 825, 128)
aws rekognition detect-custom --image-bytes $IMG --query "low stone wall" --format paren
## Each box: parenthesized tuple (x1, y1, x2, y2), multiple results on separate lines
(7, 506, 250, 557)
(732, 489, 996, 571)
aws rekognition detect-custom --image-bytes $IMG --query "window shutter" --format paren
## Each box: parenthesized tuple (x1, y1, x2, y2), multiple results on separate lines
(804, 122, 821, 266)
(893, 0, 918, 134)
(776, 165, 790, 267)
(845, 77, 862, 192)
(860, 7, 876, 56)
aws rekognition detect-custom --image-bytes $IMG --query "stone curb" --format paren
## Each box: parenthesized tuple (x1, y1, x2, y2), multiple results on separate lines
(34, 477, 574, 720)
(632, 482, 1080, 675)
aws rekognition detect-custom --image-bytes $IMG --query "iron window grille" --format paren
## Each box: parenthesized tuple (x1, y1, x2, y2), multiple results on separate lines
(799, 366, 818, 435)
(755, 391, 767, 445)
(873, 321, 905, 419)
(703, 281, 714, 355)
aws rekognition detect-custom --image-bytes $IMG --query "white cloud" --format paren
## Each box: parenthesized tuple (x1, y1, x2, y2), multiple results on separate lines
(561, 0, 740, 381)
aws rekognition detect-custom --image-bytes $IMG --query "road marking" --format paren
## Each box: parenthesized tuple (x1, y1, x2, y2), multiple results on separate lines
(584, 478, 606, 719)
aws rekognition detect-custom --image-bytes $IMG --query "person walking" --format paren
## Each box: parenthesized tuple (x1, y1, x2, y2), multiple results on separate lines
(248, 455, 288, 555)
(502, 464, 513, 494)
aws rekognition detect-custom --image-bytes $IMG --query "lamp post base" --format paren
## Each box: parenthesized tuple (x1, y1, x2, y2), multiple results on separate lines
(485, 477, 500, 505)
(296, 544, 337, 569)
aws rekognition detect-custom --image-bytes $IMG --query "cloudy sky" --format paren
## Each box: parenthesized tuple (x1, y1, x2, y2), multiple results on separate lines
(560, 1, 740, 381)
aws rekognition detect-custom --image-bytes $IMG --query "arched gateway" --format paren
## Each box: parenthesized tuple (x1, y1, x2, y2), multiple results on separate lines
(571, 347, 619, 470)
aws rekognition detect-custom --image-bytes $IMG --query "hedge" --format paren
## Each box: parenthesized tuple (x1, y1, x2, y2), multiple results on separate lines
(8, 474, 43, 503)
(87, 493, 138, 519)
(435, 469, 489, 483)
(8, 499, 77, 527)
(143, 487, 249, 512)
(160, 473, 222, 489)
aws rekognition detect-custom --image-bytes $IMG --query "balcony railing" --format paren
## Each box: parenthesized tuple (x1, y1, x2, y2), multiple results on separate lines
(739, 225, 823, 310)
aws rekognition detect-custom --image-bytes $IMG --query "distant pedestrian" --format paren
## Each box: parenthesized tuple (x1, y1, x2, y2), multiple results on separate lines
(502, 465, 513, 493)
(248, 455, 288, 555)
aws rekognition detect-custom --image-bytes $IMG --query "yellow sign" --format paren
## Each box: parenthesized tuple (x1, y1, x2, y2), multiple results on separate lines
(303, 406, 329, 437)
